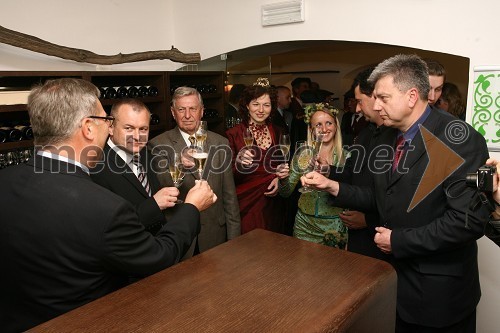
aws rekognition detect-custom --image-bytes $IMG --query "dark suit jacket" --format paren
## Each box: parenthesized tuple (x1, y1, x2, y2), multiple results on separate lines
(149, 127, 241, 253)
(334, 108, 490, 327)
(90, 144, 165, 234)
(0, 155, 200, 332)
(342, 123, 390, 261)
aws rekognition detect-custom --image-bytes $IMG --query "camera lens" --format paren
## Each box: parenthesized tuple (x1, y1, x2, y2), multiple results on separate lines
(465, 173, 478, 188)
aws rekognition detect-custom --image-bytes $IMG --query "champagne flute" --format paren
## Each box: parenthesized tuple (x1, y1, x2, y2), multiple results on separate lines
(243, 127, 254, 147)
(192, 146, 208, 180)
(195, 120, 208, 150)
(298, 129, 325, 193)
(297, 145, 315, 193)
(311, 127, 325, 154)
(279, 134, 291, 161)
(169, 152, 185, 204)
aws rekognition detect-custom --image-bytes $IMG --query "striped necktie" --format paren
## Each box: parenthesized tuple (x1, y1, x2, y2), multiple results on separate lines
(392, 135, 406, 173)
(132, 155, 151, 196)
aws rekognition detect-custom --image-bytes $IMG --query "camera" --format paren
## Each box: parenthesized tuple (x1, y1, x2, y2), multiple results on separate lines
(466, 165, 496, 192)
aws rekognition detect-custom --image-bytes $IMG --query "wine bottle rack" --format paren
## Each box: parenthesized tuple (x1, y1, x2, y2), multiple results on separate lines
(0, 70, 227, 153)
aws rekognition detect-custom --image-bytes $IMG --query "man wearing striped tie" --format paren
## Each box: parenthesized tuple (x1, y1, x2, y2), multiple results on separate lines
(91, 99, 180, 235)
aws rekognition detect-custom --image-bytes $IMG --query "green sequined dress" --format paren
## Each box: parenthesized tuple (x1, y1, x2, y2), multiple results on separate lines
(279, 150, 348, 249)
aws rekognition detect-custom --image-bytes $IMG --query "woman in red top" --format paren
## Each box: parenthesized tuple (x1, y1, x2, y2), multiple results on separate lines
(226, 78, 287, 234)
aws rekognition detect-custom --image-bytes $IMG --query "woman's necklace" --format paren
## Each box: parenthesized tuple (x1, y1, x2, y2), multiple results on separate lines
(248, 122, 272, 149)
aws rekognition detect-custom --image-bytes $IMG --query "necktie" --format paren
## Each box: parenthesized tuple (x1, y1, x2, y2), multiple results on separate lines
(392, 135, 406, 173)
(188, 136, 196, 146)
(132, 155, 151, 196)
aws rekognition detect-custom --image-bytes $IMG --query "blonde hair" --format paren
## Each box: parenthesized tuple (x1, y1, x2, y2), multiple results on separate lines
(307, 110, 344, 166)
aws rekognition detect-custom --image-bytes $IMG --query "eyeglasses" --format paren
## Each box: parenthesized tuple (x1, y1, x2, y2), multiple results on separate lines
(88, 115, 115, 126)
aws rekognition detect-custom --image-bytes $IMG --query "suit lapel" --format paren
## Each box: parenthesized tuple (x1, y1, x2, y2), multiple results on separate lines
(388, 111, 439, 186)
(106, 145, 149, 197)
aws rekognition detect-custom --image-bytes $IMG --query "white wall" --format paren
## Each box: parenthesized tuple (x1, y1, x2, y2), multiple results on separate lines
(1, 0, 499, 331)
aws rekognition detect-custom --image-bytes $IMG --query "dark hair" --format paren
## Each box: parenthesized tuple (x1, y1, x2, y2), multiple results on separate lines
(110, 98, 150, 118)
(353, 67, 375, 96)
(300, 90, 321, 103)
(291, 77, 312, 89)
(343, 87, 355, 100)
(424, 58, 446, 79)
(228, 84, 246, 104)
(238, 85, 278, 124)
(440, 82, 465, 118)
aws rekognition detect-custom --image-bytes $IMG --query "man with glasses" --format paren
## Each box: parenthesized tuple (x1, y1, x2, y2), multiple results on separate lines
(149, 86, 240, 259)
(91, 99, 179, 234)
(0, 78, 217, 332)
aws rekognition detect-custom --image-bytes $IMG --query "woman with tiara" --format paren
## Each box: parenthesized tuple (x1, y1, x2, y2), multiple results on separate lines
(226, 78, 288, 234)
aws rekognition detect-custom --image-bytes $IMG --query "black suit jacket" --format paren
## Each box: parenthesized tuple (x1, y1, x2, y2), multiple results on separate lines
(91, 144, 165, 234)
(334, 108, 490, 327)
(342, 123, 390, 261)
(0, 155, 200, 332)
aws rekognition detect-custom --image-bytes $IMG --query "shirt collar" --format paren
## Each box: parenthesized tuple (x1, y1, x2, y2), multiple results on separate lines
(178, 128, 195, 146)
(399, 105, 432, 142)
(37, 150, 90, 174)
(107, 138, 134, 165)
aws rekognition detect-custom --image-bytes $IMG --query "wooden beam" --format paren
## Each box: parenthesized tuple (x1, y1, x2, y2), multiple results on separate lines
(0, 25, 200, 65)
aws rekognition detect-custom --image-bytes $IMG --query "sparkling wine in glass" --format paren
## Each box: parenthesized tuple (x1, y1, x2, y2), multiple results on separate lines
(192, 147, 208, 180)
(297, 145, 315, 193)
(243, 127, 254, 147)
(195, 120, 208, 149)
(169, 152, 185, 204)
(279, 134, 291, 161)
(311, 127, 325, 154)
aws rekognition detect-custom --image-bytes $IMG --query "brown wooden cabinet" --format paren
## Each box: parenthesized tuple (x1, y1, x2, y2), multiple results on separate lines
(0, 70, 226, 165)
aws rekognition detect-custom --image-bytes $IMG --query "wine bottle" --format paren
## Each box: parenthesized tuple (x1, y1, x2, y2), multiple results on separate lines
(0, 127, 22, 141)
(14, 125, 33, 140)
(0, 130, 6, 143)
(117, 86, 128, 98)
(98, 87, 106, 99)
(148, 86, 159, 97)
(138, 86, 149, 97)
(127, 86, 139, 98)
(104, 87, 117, 99)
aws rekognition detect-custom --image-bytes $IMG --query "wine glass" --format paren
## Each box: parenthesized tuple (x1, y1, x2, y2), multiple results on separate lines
(297, 145, 315, 193)
(311, 127, 325, 152)
(195, 120, 208, 150)
(298, 130, 325, 193)
(243, 127, 253, 147)
(279, 134, 291, 161)
(192, 145, 208, 180)
(169, 152, 185, 204)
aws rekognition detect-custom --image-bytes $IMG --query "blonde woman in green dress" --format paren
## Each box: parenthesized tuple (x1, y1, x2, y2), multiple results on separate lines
(279, 104, 348, 248)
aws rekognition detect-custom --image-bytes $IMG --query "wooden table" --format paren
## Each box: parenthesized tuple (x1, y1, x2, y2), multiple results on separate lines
(30, 229, 397, 332)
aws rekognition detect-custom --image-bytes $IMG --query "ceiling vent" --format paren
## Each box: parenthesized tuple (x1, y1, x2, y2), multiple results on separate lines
(262, 0, 304, 26)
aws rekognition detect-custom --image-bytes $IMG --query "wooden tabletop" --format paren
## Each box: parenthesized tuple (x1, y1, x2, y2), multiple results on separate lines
(30, 229, 396, 332)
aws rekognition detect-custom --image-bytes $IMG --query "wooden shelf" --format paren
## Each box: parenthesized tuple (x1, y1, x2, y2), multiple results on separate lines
(99, 96, 164, 106)
(0, 140, 34, 151)
(0, 104, 28, 113)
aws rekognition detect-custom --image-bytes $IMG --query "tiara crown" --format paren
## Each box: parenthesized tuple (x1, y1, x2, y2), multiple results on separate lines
(253, 77, 270, 88)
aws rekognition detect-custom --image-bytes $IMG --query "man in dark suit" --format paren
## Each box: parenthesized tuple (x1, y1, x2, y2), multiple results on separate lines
(303, 55, 489, 332)
(0, 78, 216, 332)
(91, 99, 179, 234)
(338, 67, 390, 262)
(149, 86, 241, 259)
(273, 86, 293, 134)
